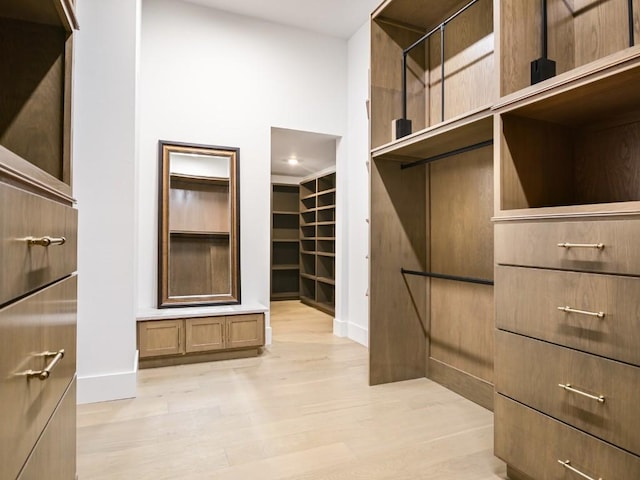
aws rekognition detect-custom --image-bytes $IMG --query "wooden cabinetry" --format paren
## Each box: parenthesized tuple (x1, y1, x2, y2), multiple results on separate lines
(0, 1, 78, 479)
(137, 313, 265, 367)
(299, 171, 336, 316)
(271, 184, 300, 300)
(493, 3, 640, 477)
(368, 0, 496, 409)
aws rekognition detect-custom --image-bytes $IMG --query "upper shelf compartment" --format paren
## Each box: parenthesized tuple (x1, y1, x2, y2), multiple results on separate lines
(499, 0, 640, 98)
(370, 0, 495, 150)
(0, 0, 78, 198)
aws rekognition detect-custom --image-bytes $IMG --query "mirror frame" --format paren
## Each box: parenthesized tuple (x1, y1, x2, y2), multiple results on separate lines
(158, 140, 241, 307)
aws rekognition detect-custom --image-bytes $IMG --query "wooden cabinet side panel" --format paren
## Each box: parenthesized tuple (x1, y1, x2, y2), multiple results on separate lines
(138, 320, 183, 358)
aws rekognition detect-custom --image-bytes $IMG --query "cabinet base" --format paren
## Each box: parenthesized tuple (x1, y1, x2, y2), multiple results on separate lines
(427, 358, 494, 411)
(506, 465, 535, 480)
(139, 347, 262, 369)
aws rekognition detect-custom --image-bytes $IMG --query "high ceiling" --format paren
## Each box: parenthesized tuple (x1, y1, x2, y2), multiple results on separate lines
(182, 0, 382, 39)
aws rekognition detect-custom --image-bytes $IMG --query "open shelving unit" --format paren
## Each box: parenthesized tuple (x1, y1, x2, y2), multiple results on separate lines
(299, 171, 336, 316)
(270, 183, 300, 300)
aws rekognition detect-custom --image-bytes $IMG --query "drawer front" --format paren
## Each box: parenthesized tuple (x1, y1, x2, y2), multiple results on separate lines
(495, 218, 640, 274)
(0, 275, 77, 480)
(0, 182, 77, 305)
(496, 330, 640, 456)
(227, 314, 265, 349)
(18, 378, 76, 480)
(495, 394, 640, 480)
(185, 317, 225, 353)
(496, 265, 640, 366)
(138, 320, 184, 358)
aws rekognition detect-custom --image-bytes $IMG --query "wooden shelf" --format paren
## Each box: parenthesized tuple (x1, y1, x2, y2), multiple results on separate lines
(272, 238, 299, 243)
(300, 296, 335, 316)
(170, 172, 230, 186)
(317, 188, 337, 196)
(316, 205, 335, 212)
(271, 183, 300, 300)
(170, 230, 229, 237)
(316, 252, 335, 258)
(273, 210, 298, 216)
(316, 276, 335, 286)
(300, 273, 316, 281)
(300, 250, 316, 255)
(272, 264, 299, 271)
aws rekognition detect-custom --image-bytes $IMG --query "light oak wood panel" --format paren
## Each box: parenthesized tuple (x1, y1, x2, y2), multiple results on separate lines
(495, 394, 640, 480)
(496, 265, 640, 366)
(370, 159, 428, 385)
(495, 217, 640, 274)
(427, 357, 494, 411)
(430, 144, 494, 279)
(0, 18, 67, 181)
(427, 0, 494, 125)
(227, 314, 265, 349)
(169, 179, 229, 233)
(185, 317, 225, 353)
(138, 320, 183, 358)
(18, 378, 76, 480)
(0, 181, 77, 306)
(169, 236, 230, 297)
(430, 281, 494, 383)
(373, 0, 468, 31)
(0, 275, 76, 480)
(496, 330, 640, 456)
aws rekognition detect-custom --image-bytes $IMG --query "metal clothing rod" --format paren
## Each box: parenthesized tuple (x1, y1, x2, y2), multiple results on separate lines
(400, 139, 493, 170)
(440, 23, 446, 121)
(401, 268, 494, 286)
(403, 0, 481, 55)
(629, 0, 635, 47)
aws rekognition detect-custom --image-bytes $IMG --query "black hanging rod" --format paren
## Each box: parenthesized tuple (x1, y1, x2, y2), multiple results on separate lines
(400, 139, 493, 170)
(401, 268, 494, 286)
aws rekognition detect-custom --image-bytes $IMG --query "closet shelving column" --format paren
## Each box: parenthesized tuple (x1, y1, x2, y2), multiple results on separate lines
(270, 183, 300, 300)
(368, 0, 496, 409)
(494, 1, 640, 478)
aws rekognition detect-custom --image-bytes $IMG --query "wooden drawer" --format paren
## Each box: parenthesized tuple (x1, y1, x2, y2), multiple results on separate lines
(496, 330, 640, 456)
(0, 275, 77, 480)
(495, 218, 640, 274)
(18, 378, 76, 480)
(227, 313, 264, 349)
(0, 182, 77, 306)
(495, 394, 640, 480)
(496, 265, 640, 366)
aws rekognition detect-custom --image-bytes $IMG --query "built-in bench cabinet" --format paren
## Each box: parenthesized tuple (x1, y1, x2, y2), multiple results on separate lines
(137, 310, 266, 368)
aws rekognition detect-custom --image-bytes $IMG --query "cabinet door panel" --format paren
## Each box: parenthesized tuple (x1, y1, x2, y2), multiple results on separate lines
(138, 320, 183, 358)
(227, 314, 264, 349)
(185, 317, 224, 353)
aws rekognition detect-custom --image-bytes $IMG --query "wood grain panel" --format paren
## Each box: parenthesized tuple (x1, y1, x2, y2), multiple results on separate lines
(430, 281, 494, 383)
(427, 0, 494, 124)
(169, 179, 229, 233)
(0, 276, 77, 480)
(227, 314, 265, 349)
(495, 394, 640, 480)
(18, 379, 76, 480)
(497, 265, 640, 366)
(496, 331, 640, 456)
(138, 320, 183, 358)
(430, 145, 494, 279)
(369, 159, 427, 385)
(169, 236, 230, 297)
(427, 358, 494, 411)
(0, 18, 66, 180)
(495, 217, 640, 274)
(0, 182, 77, 306)
(374, 0, 468, 31)
(185, 317, 225, 353)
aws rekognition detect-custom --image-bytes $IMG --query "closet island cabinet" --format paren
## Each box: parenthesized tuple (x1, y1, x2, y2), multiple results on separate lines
(0, 1, 79, 479)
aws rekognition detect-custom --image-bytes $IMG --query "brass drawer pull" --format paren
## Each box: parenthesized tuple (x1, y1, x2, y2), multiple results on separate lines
(557, 306, 605, 319)
(27, 236, 66, 247)
(17, 350, 65, 381)
(557, 242, 604, 249)
(558, 383, 605, 403)
(558, 459, 603, 480)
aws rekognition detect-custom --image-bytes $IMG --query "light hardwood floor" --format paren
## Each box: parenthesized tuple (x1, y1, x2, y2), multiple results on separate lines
(77, 301, 506, 479)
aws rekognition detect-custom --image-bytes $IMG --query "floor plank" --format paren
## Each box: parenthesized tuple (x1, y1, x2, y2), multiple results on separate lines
(77, 301, 506, 479)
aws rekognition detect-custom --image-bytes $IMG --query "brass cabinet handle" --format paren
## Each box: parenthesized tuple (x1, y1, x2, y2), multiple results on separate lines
(557, 242, 604, 249)
(557, 306, 605, 319)
(558, 383, 605, 403)
(17, 350, 65, 381)
(557, 459, 603, 480)
(27, 236, 66, 247)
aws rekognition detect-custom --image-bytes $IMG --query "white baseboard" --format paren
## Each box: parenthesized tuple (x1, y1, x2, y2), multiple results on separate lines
(333, 317, 348, 337)
(348, 322, 368, 347)
(77, 351, 138, 404)
(265, 325, 273, 345)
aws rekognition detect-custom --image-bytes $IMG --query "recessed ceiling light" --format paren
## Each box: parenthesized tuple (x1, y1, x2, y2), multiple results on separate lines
(286, 157, 299, 165)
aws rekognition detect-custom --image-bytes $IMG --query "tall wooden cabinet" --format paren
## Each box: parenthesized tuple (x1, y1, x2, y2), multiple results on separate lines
(0, 1, 78, 479)
(271, 183, 300, 300)
(370, 0, 640, 478)
(299, 171, 336, 316)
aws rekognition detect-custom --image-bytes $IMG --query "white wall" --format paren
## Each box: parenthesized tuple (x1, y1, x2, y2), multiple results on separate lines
(340, 22, 371, 346)
(138, 0, 349, 342)
(74, 0, 140, 403)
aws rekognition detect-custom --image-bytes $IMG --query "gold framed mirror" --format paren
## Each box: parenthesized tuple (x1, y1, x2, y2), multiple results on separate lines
(158, 141, 240, 307)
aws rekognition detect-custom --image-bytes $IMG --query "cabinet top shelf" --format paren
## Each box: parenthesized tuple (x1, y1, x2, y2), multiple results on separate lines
(0, 0, 78, 31)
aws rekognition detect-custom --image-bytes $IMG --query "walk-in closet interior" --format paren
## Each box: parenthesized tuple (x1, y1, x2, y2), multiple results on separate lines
(370, 0, 640, 478)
